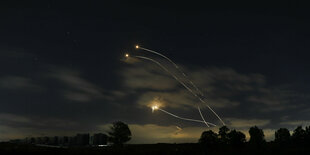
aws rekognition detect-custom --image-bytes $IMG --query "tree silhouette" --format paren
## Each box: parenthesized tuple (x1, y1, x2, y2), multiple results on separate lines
(108, 121, 131, 146)
(199, 130, 219, 145)
(274, 128, 290, 144)
(292, 126, 306, 145)
(249, 126, 265, 146)
(219, 126, 230, 144)
(306, 126, 310, 144)
(228, 129, 246, 146)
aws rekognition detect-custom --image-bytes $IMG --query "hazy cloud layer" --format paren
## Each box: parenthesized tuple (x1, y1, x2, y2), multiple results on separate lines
(0, 51, 309, 143)
(225, 118, 270, 128)
(279, 120, 310, 127)
(0, 76, 41, 91)
(121, 60, 178, 90)
(49, 69, 112, 102)
(120, 60, 307, 127)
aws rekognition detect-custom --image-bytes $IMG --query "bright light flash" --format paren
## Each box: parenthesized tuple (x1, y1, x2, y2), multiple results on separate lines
(135, 45, 139, 49)
(152, 105, 158, 113)
(125, 53, 129, 58)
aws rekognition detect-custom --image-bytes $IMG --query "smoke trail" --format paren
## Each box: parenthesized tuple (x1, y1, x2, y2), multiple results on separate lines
(198, 97, 225, 126)
(158, 108, 216, 126)
(134, 56, 197, 99)
(197, 106, 210, 127)
(137, 46, 204, 96)
(136, 47, 225, 126)
(134, 55, 211, 127)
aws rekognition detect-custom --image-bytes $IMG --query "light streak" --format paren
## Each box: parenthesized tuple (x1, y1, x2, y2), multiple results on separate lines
(136, 46, 204, 96)
(156, 108, 216, 126)
(134, 55, 211, 127)
(135, 46, 225, 126)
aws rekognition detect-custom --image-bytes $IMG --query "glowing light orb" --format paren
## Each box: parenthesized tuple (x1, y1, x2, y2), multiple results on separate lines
(151, 105, 159, 112)
(149, 97, 164, 113)
(125, 53, 129, 58)
(135, 45, 139, 49)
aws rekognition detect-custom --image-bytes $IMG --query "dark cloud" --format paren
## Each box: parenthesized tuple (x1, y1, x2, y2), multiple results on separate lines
(48, 68, 113, 102)
(0, 55, 308, 142)
(121, 59, 178, 90)
(0, 1, 309, 143)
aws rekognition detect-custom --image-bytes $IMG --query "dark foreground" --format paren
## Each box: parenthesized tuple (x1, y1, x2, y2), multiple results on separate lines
(1, 142, 309, 155)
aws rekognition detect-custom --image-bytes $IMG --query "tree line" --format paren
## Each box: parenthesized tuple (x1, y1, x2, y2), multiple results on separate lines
(110, 122, 310, 148)
(199, 125, 310, 147)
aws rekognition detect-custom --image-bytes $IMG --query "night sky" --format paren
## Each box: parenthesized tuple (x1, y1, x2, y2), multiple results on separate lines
(1, 1, 310, 143)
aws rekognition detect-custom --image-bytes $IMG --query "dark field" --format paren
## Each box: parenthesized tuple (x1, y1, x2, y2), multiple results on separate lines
(1, 142, 309, 155)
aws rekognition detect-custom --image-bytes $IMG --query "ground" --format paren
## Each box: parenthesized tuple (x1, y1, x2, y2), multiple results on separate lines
(1, 142, 310, 155)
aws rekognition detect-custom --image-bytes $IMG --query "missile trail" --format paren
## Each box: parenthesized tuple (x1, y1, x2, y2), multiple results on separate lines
(197, 105, 210, 127)
(136, 46, 204, 96)
(134, 55, 211, 127)
(198, 97, 225, 126)
(157, 108, 216, 126)
(135, 47, 225, 126)
(134, 55, 224, 126)
(134, 56, 197, 99)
